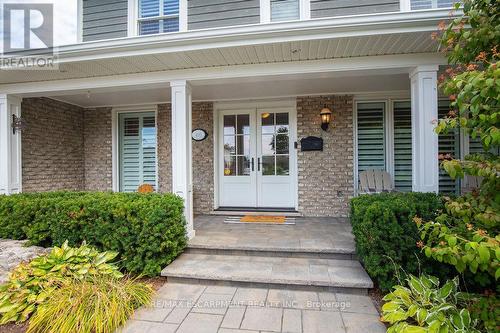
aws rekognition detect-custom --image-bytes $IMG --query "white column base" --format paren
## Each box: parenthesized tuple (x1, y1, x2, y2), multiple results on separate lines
(410, 65, 439, 193)
(0, 94, 22, 195)
(170, 80, 195, 239)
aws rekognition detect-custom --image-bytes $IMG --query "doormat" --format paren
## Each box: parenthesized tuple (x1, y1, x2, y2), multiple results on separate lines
(224, 216, 295, 225)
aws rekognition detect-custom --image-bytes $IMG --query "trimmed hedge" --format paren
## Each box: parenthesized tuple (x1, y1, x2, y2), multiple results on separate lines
(351, 192, 455, 292)
(0, 191, 187, 276)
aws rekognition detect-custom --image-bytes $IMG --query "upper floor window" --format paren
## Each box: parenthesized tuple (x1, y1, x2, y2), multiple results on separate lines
(138, 0, 179, 35)
(410, 0, 456, 10)
(271, 0, 300, 21)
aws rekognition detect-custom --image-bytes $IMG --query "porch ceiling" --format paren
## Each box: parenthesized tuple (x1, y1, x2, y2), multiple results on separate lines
(49, 70, 411, 107)
(0, 0, 453, 89)
(1, 32, 438, 85)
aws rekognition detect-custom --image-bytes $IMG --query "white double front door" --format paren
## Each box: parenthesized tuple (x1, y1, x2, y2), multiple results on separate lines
(218, 107, 296, 208)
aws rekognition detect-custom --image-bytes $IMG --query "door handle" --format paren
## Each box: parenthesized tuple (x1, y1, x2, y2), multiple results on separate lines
(251, 158, 254, 172)
(257, 158, 261, 171)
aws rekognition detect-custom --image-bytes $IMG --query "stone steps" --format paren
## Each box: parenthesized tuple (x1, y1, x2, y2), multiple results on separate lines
(185, 247, 356, 260)
(161, 252, 373, 294)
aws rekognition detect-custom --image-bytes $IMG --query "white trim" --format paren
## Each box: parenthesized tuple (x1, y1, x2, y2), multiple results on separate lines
(179, 0, 188, 32)
(111, 104, 159, 192)
(300, 0, 311, 20)
(410, 65, 439, 193)
(400, 0, 411, 11)
(212, 106, 219, 210)
(0, 95, 22, 195)
(260, 0, 271, 24)
(1, 54, 447, 95)
(77, 0, 83, 43)
(128, 0, 138, 37)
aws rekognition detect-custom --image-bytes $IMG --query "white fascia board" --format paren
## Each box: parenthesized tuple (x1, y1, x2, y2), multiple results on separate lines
(51, 9, 458, 63)
(0, 53, 447, 95)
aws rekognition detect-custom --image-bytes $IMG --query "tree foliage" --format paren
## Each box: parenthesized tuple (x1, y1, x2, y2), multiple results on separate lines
(418, 0, 499, 287)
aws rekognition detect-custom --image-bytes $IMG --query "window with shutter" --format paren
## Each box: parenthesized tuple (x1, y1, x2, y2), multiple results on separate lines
(138, 0, 179, 35)
(271, 0, 300, 22)
(438, 100, 461, 194)
(356, 102, 386, 176)
(393, 101, 412, 192)
(469, 133, 499, 156)
(119, 113, 157, 192)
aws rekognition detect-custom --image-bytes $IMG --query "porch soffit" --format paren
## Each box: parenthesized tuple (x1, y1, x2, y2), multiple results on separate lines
(0, 9, 454, 86)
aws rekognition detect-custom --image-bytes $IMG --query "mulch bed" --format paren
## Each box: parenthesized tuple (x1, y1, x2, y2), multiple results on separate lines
(369, 287, 385, 314)
(0, 322, 27, 333)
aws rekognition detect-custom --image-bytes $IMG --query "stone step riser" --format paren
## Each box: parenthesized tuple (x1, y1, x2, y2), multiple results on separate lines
(165, 276, 368, 295)
(185, 247, 356, 260)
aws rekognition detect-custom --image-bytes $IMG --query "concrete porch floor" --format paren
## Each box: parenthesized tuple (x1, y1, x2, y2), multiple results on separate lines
(189, 215, 356, 255)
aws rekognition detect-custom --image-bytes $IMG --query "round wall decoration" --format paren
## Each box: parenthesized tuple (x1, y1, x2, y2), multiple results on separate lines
(192, 128, 208, 141)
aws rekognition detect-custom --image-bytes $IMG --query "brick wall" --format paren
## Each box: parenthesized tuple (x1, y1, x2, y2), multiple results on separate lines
(21, 97, 353, 216)
(296, 95, 354, 217)
(83, 108, 113, 191)
(191, 102, 214, 214)
(157, 102, 214, 214)
(21, 98, 85, 192)
(157, 104, 172, 193)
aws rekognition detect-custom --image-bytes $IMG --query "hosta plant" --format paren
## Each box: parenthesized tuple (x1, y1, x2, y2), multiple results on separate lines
(382, 274, 480, 333)
(27, 275, 152, 333)
(0, 241, 122, 324)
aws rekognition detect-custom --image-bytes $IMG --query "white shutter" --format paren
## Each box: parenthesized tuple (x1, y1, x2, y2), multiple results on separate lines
(119, 113, 157, 192)
(393, 101, 412, 192)
(357, 102, 386, 174)
(271, 0, 300, 21)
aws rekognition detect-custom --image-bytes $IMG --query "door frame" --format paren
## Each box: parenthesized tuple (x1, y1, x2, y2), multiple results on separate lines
(213, 98, 298, 210)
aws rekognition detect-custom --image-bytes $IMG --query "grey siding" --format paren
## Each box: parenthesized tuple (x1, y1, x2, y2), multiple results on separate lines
(83, 0, 128, 42)
(311, 0, 399, 18)
(188, 0, 260, 30)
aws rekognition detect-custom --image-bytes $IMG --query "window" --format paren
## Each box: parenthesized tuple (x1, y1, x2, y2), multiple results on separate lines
(356, 102, 386, 175)
(356, 100, 465, 195)
(393, 101, 412, 192)
(437, 100, 461, 194)
(119, 113, 157, 192)
(138, 0, 179, 35)
(271, 0, 300, 21)
(410, 0, 457, 10)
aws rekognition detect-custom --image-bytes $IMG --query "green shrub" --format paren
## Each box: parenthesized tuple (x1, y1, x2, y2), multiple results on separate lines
(0, 241, 123, 324)
(350, 192, 455, 292)
(0, 191, 187, 276)
(27, 275, 152, 333)
(382, 274, 480, 333)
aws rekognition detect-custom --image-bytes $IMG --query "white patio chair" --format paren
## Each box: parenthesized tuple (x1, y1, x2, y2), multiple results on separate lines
(358, 169, 395, 194)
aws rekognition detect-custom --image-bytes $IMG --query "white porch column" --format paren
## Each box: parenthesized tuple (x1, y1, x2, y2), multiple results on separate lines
(410, 65, 439, 193)
(170, 80, 195, 239)
(0, 94, 22, 195)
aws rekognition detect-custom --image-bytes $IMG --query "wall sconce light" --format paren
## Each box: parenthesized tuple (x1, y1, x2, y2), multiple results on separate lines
(320, 105, 332, 131)
(11, 114, 26, 134)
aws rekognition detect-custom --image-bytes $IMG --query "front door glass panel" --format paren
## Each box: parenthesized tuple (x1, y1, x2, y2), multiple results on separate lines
(260, 112, 290, 176)
(223, 114, 251, 176)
